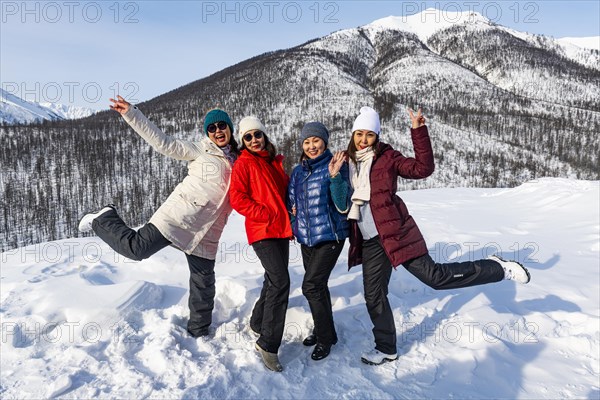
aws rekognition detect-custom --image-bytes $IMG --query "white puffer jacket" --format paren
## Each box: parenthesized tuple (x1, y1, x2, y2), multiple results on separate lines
(122, 106, 232, 259)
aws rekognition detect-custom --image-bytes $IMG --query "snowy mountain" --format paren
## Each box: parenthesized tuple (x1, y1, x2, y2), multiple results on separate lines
(555, 36, 600, 71)
(368, 10, 600, 71)
(364, 9, 600, 106)
(38, 102, 96, 121)
(1, 179, 598, 398)
(365, 10, 494, 42)
(557, 36, 600, 51)
(0, 88, 62, 124)
(0, 9, 599, 252)
(0, 88, 95, 124)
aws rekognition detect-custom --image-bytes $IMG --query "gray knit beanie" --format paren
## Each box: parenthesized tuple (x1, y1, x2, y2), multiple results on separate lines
(299, 122, 329, 146)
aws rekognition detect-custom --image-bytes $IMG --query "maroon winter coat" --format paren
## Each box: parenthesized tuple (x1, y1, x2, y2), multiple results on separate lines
(348, 125, 435, 269)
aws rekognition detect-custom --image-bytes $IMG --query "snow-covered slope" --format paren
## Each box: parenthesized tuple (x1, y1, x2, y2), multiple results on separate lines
(555, 36, 600, 71)
(369, 9, 600, 55)
(38, 102, 96, 120)
(420, 14, 600, 107)
(367, 9, 600, 72)
(509, 31, 600, 71)
(557, 36, 600, 52)
(1, 178, 598, 398)
(0, 88, 62, 124)
(366, 9, 493, 43)
(0, 89, 94, 124)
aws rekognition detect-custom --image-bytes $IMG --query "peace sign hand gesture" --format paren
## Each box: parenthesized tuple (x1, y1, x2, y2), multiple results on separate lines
(109, 95, 131, 115)
(408, 107, 426, 129)
(329, 151, 347, 177)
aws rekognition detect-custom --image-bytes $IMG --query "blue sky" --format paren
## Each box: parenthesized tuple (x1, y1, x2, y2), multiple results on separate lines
(1, 1, 599, 110)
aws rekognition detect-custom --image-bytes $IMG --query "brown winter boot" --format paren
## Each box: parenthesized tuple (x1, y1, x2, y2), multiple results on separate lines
(255, 343, 283, 372)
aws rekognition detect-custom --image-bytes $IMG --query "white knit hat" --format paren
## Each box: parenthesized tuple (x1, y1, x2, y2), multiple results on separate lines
(238, 116, 267, 143)
(351, 106, 380, 135)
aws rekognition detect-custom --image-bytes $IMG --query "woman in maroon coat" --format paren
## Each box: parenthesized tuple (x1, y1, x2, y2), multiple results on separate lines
(346, 106, 531, 366)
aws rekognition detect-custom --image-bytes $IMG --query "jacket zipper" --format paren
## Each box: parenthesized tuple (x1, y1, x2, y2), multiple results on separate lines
(327, 210, 340, 243)
(304, 169, 312, 246)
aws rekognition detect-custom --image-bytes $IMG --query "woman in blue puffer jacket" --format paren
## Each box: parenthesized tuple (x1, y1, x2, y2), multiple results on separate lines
(288, 122, 351, 361)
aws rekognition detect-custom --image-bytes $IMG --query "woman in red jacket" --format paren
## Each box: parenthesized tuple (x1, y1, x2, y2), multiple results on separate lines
(229, 116, 292, 372)
(346, 106, 531, 366)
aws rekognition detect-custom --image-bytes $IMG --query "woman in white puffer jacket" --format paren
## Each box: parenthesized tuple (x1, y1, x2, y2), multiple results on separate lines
(78, 95, 238, 338)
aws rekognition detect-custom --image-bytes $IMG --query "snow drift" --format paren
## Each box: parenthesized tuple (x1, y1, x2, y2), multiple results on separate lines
(1, 178, 598, 398)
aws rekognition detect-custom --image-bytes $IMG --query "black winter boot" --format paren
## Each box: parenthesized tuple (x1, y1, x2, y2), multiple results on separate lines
(311, 343, 332, 360)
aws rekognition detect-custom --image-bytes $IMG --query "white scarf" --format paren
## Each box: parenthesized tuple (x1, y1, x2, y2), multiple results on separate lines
(348, 147, 375, 220)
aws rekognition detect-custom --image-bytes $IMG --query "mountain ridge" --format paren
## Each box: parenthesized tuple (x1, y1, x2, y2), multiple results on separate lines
(0, 88, 96, 124)
(0, 10, 598, 251)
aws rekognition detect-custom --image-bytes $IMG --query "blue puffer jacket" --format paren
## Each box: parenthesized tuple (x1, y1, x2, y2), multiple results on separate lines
(288, 149, 350, 247)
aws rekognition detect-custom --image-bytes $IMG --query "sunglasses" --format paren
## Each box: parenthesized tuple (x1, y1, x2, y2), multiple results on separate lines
(243, 131, 264, 142)
(207, 121, 228, 133)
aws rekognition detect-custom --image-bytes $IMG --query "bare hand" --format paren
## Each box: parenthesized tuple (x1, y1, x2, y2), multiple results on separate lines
(408, 107, 426, 128)
(329, 151, 347, 177)
(291, 206, 297, 216)
(109, 95, 131, 115)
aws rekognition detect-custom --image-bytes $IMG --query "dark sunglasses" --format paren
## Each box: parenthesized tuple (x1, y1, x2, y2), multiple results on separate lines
(243, 131, 264, 142)
(207, 121, 228, 133)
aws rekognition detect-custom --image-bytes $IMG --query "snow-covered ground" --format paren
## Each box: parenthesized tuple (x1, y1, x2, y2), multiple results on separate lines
(1, 178, 598, 399)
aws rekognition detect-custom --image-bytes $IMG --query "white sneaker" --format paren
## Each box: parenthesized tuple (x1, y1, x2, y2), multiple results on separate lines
(489, 255, 531, 284)
(360, 349, 398, 365)
(78, 206, 116, 233)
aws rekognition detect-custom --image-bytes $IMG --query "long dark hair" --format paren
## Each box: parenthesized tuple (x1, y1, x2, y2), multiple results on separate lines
(229, 136, 240, 155)
(241, 132, 277, 162)
(347, 131, 380, 164)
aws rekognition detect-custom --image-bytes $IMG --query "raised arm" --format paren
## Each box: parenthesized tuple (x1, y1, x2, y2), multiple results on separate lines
(329, 151, 350, 213)
(395, 108, 435, 179)
(110, 96, 201, 161)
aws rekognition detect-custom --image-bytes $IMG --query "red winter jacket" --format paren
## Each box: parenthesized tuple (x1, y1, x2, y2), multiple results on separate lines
(230, 149, 292, 245)
(348, 125, 435, 268)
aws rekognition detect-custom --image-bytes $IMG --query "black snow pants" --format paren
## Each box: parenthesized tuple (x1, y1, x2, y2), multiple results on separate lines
(250, 238, 290, 353)
(301, 240, 345, 346)
(93, 209, 216, 336)
(362, 236, 504, 355)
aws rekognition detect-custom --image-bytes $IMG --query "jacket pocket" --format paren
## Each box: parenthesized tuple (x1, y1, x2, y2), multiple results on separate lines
(177, 193, 211, 229)
(255, 202, 274, 222)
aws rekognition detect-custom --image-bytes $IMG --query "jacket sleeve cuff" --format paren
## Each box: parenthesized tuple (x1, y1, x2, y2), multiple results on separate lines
(410, 125, 428, 135)
(330, 174, 349, 214)
(122, 105, 139, 122)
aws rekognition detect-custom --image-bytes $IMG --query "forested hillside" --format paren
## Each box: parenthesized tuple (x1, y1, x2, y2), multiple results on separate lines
(1, 12, 598, 251)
